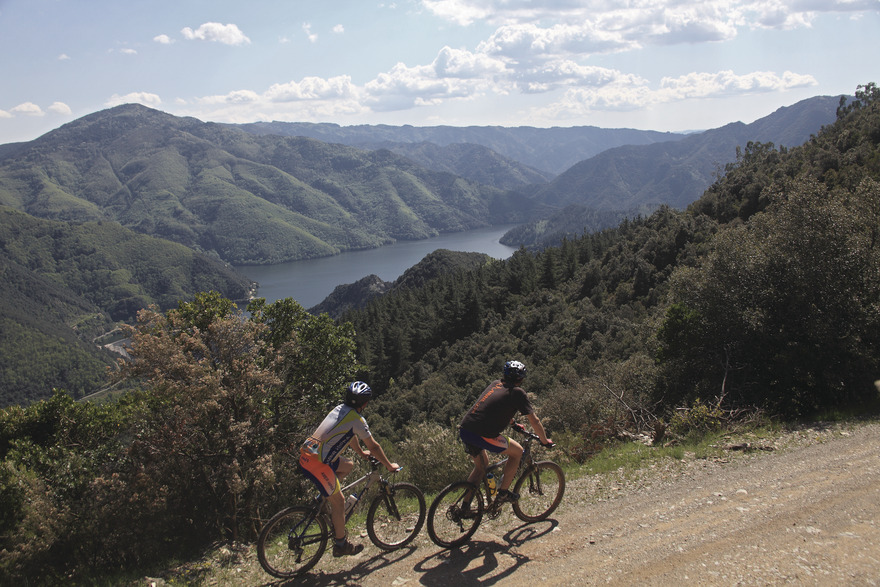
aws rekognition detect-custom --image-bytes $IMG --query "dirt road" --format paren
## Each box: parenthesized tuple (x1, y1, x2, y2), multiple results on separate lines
(155, 422, 879, 586)
(255, 421, 880, 586)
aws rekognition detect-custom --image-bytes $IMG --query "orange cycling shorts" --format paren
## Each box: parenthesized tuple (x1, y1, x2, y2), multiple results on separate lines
(299, 448, 341, 497)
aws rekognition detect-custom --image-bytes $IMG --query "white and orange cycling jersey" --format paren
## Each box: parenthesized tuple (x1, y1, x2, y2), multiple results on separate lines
(299, 404, 372, 496)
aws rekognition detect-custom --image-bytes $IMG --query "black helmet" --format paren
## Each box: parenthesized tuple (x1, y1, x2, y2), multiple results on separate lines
(344, 381, 372, 408)
(503, 360, 526, 381)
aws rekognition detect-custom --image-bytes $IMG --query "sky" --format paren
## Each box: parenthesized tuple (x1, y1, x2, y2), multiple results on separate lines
(1, 0, 878, 145)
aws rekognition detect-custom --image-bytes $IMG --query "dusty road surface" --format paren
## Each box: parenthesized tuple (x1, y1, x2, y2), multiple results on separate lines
(166, 421, 880, 586)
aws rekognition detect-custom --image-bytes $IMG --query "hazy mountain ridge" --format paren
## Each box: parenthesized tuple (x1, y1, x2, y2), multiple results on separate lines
(236, 120, 685, 176)
(504, 95, 844, 248)
(0, 104, 517, 266)
(529, 95, 842, 211)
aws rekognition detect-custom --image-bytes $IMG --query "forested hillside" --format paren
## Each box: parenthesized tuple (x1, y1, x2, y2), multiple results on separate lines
(0, 83, 877, 585)
(309, 249, 493, 318)
(346, 85, 879, 442)
(0, 104, 519, 266)
(0, 208, 251, 406)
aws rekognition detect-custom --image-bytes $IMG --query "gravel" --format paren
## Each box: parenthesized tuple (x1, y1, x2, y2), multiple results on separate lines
(146, 420, 880, 586)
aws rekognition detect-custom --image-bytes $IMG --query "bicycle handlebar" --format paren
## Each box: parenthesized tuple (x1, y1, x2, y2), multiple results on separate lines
(368, 456, 403, 472)
(510, 422, 555, 448)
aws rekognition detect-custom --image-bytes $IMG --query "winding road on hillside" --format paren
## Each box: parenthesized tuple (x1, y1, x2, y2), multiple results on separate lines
(249, 421, 880, 586)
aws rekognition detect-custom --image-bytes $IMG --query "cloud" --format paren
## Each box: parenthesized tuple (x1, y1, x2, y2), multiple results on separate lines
(153, 34, 174, 44)
(478, 22, 637, 63)
(421, 0, 494, 25)
(11, 102, 44, 116)
(58, 53, 71, 61)
(2, 102, 73, 118)
(47, 102, 72, 115)
(658, 70, 818, 99)
(333, 24, 345, 34)
(121, 48, 137, 55)
(302, 23, 318, 43)
(181, 22, 251, 45)
(423, 0, 879, 46)
(265, 76, 359, 102)
(362, 50, 506, 112)
(536, 69, 819, 120)
(105, 92, 162, 108)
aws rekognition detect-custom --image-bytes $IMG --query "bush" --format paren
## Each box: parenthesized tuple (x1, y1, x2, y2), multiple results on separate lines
(668, 398, 725, 438)
(397, 422, 472, 494)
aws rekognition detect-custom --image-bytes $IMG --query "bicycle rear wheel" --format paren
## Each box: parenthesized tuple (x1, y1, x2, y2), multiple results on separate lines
(426, 481, 483, 548)
(257, 505, 328, 578)
(512, 461, 565, 522)
(367, 482, 426, 550)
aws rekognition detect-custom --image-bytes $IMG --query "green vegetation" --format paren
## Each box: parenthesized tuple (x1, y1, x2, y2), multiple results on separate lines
(0, 104, 511, 266)
(347, 83, 880, 448)
(0, 209, 252, 406)
(0, 83, 877, 584)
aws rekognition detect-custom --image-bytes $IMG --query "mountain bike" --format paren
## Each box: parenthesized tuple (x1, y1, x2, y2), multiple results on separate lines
(426, 422, 565, 548)
(257, 457, 426, 578)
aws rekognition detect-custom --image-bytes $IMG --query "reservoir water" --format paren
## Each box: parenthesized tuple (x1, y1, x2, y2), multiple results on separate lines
(234, 224, 519, 308)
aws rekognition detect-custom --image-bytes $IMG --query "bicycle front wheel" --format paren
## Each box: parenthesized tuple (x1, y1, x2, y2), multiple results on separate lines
(257, 506, 328, 578)
(512, 461, 565, 522)
(367, 482, 426, 550)
(426, 481, 483, 548)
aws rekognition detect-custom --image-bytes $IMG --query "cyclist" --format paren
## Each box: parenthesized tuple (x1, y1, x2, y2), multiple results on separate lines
(299, 381, 400, 557)
(459, 360, 552, 508)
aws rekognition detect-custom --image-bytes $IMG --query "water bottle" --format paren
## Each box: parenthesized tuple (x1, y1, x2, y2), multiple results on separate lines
(344, 494, 358, 513)
(486, 472, 497, 496)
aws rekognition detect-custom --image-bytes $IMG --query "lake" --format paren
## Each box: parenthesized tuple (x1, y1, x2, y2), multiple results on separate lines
(234, 224, 519, 308)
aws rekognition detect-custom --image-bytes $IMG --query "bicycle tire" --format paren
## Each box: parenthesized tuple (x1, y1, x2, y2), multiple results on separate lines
(426, 481, 483, 548)
(366, 482, 426, 550)
(512, 461, 565, 522)
(257, 505, 328, 578)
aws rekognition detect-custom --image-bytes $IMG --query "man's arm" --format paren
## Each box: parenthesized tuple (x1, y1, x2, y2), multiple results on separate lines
(527, 412, 552, 445)
(349, 436, 370, 458)
(362, 435, 400, 472)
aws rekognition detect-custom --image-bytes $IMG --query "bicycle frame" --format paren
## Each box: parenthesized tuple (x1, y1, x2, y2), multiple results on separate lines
(331, 457, 392, 520)
(478, 426, 539, 514)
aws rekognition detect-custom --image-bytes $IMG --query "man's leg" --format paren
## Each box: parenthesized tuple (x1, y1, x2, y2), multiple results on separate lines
(327, 489, 346, 540)
(499, 439, 523, 492)
(335, 456, 354, 482)
(467, 450, 488, 486)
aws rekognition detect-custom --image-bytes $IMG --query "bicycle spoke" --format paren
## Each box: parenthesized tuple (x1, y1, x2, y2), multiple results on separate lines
(257, 506, 328, 578)
(367, 482, 426, 550)
(427, 481, 483, 548)
(512, 461, 565, 522)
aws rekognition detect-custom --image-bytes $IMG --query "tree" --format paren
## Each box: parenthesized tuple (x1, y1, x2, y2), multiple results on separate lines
(658, 178, 880, 415)
(115, 293, 361, 545)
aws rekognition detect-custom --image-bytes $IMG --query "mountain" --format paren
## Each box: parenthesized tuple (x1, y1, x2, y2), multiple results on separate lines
(528, 95, 842, 212)
(237, 121, 685, 176)
(376, 142, 554, 189)
(309, 249, 492, 318)
(0, 104, 519, 266)
(0, 207, 252, 406)
(505, 95, 844, 248)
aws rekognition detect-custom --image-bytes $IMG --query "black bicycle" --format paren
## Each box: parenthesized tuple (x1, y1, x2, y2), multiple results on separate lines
(426, 422, 565, 548)
(257, 457, 426, 578)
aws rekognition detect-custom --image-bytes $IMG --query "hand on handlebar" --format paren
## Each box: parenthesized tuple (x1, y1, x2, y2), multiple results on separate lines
(511, 422, 527, 433)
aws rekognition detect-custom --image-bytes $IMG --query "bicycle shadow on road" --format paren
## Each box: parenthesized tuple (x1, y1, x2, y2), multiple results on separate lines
(269, 545, 419, 586)
(414, 518, 559, 586)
